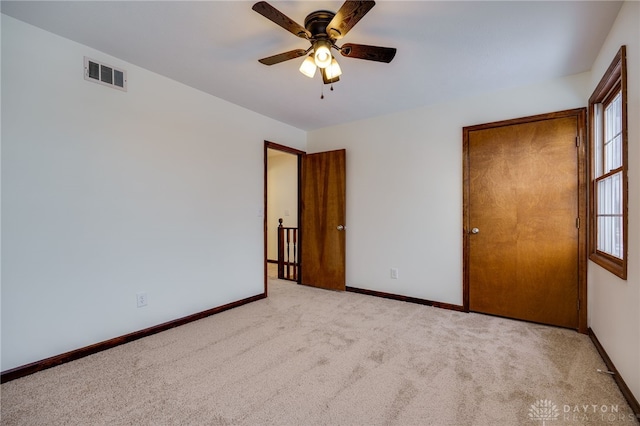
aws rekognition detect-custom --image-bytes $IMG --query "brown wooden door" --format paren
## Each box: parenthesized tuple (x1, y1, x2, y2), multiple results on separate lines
(300, 149, 346, 291)
(464, 112, 583, 329)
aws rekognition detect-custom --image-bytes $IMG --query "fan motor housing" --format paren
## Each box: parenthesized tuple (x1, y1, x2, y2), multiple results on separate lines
(304, 10, 336, 39)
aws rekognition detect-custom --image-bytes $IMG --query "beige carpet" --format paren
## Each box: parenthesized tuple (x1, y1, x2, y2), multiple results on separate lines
(1, 276, 637, 426)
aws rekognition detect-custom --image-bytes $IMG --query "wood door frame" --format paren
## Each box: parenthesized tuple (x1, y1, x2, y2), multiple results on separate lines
(462, 108, 588, 333)
(264, 141, 305, 296)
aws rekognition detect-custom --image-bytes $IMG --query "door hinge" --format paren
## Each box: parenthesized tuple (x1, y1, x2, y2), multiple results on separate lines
(577, 299, 580, 311)
(576, 136, 580, 147)
(576, 217, 580, 229)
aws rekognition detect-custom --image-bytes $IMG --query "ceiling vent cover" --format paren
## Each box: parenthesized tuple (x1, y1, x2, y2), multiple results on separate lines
(84, 57, 127, 91)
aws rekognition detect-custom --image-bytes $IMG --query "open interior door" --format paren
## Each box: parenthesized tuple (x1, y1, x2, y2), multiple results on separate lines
(300, 149, 346, 291)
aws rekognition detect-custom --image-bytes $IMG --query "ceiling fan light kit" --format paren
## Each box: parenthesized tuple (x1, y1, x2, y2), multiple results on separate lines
(252, 0, 396, 92)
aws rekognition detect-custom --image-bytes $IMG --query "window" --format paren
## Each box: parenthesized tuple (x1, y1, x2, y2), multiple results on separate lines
(589, 46, 627, 279)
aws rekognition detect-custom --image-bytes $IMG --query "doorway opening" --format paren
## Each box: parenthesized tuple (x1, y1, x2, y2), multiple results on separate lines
(264, 141, 304, 295)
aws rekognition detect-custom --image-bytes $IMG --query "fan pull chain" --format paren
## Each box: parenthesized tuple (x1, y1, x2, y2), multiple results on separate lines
(320, 78, 324, 99)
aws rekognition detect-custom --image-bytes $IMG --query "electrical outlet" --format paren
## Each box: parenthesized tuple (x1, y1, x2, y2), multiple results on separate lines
(136, 292, 148, 308)
(390, 268, 399, 279)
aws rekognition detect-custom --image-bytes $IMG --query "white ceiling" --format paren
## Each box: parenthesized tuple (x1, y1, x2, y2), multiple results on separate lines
(1, 1, 623, 131)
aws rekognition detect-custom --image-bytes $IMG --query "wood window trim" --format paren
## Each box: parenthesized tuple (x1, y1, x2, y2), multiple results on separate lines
(588, 45, 628, 280)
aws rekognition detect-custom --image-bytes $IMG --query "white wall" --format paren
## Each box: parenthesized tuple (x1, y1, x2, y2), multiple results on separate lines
(587, 1, 640, 403)
(0, 16, 306, 371)
(266, 151, 298, 261)
(308, 74, 590, 306)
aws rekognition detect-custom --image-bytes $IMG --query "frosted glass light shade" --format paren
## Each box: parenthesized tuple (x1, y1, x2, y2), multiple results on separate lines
(326, 58, 342, 78)
(299, 55, 317, 78)
(314, 40, 332, 68)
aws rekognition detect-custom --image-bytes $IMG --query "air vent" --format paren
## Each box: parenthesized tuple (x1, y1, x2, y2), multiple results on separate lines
(84, 57, 127, 91)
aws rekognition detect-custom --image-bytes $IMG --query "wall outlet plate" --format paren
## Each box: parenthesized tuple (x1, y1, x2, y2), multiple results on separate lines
(136, 292, 148, 307)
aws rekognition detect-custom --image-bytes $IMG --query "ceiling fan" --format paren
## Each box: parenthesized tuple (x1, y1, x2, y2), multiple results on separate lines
(252, 1, 396, 85)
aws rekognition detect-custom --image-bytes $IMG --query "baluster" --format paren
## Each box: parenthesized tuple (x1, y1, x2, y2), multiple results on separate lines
(286, 228, 291, 279)
(277, 218, 284, 279)
(292, 228, 298, 281)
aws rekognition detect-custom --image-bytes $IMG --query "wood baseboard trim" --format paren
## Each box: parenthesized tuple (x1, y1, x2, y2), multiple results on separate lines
(588, 327, 640, 418)
(346, 286, 465, 312)
(1, 293, 266, 384)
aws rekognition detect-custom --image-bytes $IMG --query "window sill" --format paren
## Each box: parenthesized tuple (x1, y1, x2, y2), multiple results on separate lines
(589, 252, 627, 280)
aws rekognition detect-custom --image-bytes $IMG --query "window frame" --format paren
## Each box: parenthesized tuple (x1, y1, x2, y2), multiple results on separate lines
(588, 46, 628, 279)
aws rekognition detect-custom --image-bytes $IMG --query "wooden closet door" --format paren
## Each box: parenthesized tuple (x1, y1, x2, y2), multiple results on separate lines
(465, 113, 581, 329)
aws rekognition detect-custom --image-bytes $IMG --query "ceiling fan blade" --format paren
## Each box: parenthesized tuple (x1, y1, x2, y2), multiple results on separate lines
(252, 2, 310, 39)
(340, 43, 396, 63)
(327, 1, 376, 40)
(258, 49, 308, 66)
(322, 68, 340, 85)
